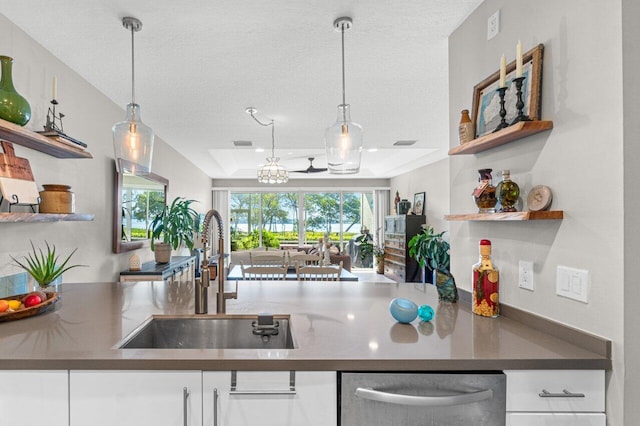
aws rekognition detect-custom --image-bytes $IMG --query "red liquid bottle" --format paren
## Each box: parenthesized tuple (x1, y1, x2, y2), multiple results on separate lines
(472, 239, 499, 317)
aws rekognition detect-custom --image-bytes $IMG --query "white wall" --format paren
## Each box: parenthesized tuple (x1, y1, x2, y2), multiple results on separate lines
(0, 14, 212, 282)
(448, 0, 624, 423)
(389, 158, 449, 234)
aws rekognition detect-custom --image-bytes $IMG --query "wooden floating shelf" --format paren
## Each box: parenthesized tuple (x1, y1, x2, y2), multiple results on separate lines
(0, 213, 95, 223)
(448, 120, 553, 155)
(445, 211, 563, 221)
(0, 118, 92, 159)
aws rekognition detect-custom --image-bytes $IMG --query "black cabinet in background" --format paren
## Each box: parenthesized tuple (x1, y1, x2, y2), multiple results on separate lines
(383, 215, 425, 283)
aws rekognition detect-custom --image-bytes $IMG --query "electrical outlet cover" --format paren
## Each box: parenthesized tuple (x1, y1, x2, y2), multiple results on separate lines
(487, 10, 500, 40)
(518, 261, 534, 291)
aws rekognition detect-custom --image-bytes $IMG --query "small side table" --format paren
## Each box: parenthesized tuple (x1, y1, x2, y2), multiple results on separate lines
(119, 256, 195, 285)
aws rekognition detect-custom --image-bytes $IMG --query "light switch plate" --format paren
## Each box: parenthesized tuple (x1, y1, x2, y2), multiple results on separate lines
(556, 265, 589, 303)
(487, 10, 500, 40)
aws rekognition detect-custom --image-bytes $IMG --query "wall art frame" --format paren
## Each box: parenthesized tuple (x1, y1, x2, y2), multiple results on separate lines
(413, 192, 425, 216)
(472, 43, 544, 138)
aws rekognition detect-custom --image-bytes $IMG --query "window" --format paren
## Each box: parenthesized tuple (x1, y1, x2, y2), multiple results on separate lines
(231, 190, 374, 268)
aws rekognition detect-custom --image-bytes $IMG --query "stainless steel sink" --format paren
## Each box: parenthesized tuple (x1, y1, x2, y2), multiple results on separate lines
(118, 314, 294, 349)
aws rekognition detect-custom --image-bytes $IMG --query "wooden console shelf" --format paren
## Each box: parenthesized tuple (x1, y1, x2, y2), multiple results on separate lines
(0, 118, 92, 159)
(448, 120, 553, 155)
(0, 213, 94, 223)
(445, 211, 563, 221)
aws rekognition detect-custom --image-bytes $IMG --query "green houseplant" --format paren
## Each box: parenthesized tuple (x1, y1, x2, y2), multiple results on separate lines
(408, 225, 457, 302)
(11, 241, 85, 290)
(148, 197, 198, 264)
(373, 244, 385, 274)
(355, 231, 374, 268)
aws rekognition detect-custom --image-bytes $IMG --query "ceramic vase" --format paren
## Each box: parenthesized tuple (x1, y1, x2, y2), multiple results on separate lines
(154, 243, 172, 264)
(0, 56, 31, 126)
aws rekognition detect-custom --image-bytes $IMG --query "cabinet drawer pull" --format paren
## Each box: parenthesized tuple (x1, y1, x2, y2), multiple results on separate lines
(183, 387, 189, 426)
(538, 389, 586, 398)
(229, 370, 297, 395)
(355, 387, 493, 407)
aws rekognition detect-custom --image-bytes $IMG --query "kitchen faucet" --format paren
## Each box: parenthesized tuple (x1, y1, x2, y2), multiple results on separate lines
(196, 209, 237, 314)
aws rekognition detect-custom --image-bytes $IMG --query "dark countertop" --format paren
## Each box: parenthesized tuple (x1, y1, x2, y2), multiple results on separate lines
(0, 280, 611, 371)
(119, 256, 194, 277)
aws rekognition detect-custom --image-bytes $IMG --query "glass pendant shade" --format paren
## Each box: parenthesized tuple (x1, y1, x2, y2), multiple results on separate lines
(324, 104, 363, 174)
(257, 157, 288, 184)
(113, 103, 154, 174)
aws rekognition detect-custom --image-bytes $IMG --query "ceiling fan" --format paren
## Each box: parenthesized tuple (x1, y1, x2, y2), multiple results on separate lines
(292, 158, 328, 174)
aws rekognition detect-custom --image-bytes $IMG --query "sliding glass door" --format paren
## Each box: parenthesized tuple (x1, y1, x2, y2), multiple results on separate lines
(230, 190, 374, 269)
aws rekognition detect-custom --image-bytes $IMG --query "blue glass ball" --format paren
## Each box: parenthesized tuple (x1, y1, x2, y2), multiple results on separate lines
(418, 305, 435, 322)
(389, 298, 418, 323)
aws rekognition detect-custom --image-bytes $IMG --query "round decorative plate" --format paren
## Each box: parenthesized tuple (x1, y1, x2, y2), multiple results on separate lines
(0, 292, 59, 322)
(527, 185, 552, 211)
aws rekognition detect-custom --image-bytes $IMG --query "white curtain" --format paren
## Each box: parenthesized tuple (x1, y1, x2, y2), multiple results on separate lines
(212, 189, 230, 256)
(373, 189, 390, 246)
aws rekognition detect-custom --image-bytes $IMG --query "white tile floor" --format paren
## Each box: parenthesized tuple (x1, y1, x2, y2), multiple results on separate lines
(350, 268, 397, 283)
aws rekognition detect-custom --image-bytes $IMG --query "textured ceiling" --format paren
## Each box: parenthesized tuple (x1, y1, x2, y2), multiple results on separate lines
(0, 0, 483, 179)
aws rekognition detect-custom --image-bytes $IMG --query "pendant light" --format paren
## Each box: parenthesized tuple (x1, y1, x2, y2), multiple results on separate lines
(324, 16, 363, 175)
(113, 17, 154, 175)
(247, 107, 289, 184)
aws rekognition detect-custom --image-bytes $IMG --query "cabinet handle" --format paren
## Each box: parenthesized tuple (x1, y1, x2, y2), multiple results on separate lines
(355, 387, 493, 407)
(183, 387, 189, 426)
(538, 389, 586, 398)
(213, 388, 219, 426)
(228, 370, 297, 395)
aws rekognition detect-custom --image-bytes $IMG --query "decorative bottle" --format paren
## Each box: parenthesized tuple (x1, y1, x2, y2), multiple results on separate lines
(458, 109, 474, 144)
(496, 170, 520, 212)
(472, 239, 499, 318)
(0, 56, 31, 126)
(472, 169, 497, 213)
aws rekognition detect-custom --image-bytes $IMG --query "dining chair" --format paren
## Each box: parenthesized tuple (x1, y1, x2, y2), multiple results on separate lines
(296, 261, 343, 281)
(249, 252, 286, 267)
(289, 253, 321, 268)
(240, 263, 287, 280)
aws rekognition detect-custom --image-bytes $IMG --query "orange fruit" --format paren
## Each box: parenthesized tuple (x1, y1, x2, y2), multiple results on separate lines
(490, 292, 499, 303)
(488, 271, 499, 283)
(0, 300, 8, 313)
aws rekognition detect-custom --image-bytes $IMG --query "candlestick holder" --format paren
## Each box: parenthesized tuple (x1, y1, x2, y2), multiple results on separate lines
(43, 98, 65, 133)
(493, 87, 508, 132)
(510, 76, 531, 125)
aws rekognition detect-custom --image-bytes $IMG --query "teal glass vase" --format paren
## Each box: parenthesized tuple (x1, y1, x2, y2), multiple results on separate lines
(0, 55, 31, 126)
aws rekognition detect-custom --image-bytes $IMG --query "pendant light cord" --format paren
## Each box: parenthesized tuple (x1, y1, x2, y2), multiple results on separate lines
(130, 24, 136, 105)
(249, 110, 276, 157)
(341, 22, 346, 109)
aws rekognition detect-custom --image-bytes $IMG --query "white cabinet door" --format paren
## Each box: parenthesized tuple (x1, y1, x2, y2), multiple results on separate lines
(203, 371, 337, 426)
(70, 370, 202, 426)
(0, 370, 68, 426)
(506, 412, 606, 425)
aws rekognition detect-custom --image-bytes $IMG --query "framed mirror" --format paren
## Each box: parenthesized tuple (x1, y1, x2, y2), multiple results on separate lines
(113, 163, 168, 253)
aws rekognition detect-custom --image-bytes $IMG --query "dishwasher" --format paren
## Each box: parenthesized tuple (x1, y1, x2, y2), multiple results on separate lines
(339, 372, 506, 426)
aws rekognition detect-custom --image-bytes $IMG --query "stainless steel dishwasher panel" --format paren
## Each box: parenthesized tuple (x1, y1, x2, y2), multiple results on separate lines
(339, 372, 506, 426)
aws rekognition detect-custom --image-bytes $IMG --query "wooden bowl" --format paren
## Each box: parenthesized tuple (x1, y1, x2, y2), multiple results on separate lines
(0, 291, 59, 322)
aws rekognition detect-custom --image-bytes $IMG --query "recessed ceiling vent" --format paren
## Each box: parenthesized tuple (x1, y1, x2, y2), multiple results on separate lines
(233, 140, 253, 147)
(393, 140, 417, 146)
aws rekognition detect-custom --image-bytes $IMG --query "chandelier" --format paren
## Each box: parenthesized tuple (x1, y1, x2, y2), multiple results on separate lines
(247, 107, 288, 184)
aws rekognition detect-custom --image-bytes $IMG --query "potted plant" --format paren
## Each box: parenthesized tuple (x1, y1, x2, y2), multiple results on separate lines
(148, 197, 198, 264)
(355, 231, 374, 268)
(10, 241, 85, 292)
(408, 225, 458, 302)
(373, 244, 385, 274)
